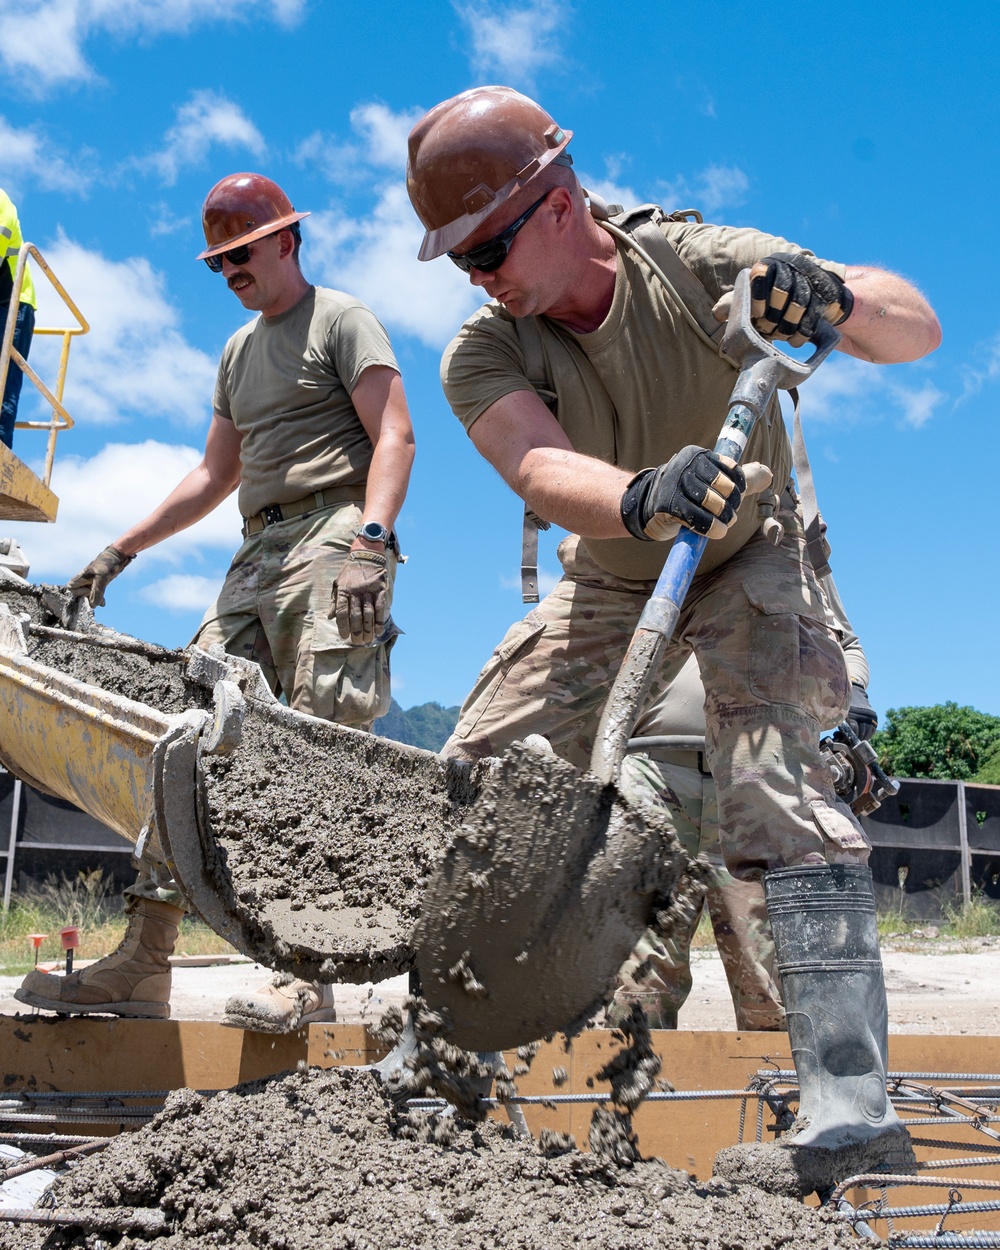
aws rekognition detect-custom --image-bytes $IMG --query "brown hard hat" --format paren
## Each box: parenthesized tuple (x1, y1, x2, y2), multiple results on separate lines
(406, 86, 573, 261)
(196, 172, 310, 260)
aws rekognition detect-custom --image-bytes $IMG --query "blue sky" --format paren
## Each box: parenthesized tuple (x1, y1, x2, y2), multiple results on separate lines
(1, 0, 996, 720)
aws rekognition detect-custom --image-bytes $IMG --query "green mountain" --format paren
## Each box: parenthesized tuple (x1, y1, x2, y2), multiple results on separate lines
(372, 699, 461, 752)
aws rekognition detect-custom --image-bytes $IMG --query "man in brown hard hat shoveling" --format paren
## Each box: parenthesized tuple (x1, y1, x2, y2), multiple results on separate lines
(405, 85, 940, 1198)
(16, 172, 415, 1035)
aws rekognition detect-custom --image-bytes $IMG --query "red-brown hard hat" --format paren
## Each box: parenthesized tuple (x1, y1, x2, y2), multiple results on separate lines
(406, 86, 573, 261)
(196, 172, 310, 260)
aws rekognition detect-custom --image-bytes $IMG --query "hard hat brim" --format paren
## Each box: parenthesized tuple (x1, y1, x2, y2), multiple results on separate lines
(196, 210, 311, 261)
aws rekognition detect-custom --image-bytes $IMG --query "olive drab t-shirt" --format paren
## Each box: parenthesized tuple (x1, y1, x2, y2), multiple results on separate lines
(215, 286, 399, 519)
(440, 219, 846, 581)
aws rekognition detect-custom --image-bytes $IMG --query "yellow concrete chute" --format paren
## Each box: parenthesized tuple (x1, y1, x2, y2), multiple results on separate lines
(0, 241, 88, 523)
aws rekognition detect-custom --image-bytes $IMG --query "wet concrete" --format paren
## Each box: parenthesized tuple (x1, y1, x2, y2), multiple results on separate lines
(201, 702, 487, 983)
(3, 1066, 855, 1249)
(416, 743, 690, 1051)
(714, 1126, 918, 1200)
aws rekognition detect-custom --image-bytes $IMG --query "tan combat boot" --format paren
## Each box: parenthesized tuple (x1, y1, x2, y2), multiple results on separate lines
(222, 973, 336, 1033)
(14, 897, 182, 1019)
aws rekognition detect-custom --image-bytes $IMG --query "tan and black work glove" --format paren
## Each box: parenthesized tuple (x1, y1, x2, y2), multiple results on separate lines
(330, 550, 389, 646)
(748, 253, 853, 347)
(620, 446, 773, 542)
(66, 545, 135, 608)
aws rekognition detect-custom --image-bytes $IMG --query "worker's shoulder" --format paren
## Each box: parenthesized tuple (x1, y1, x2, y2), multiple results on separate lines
(444, 301, 519, 357)
(661, 217, 833, 280)
(310, 285, 384, 323)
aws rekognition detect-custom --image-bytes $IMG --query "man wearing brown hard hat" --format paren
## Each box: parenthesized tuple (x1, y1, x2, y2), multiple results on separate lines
(15, 172, 415, 1033)
(406, 87, 941, 1197)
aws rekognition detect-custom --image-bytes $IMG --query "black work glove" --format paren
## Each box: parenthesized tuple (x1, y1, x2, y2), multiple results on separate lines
(66, 545, 135, 608)
(621, 446, 772, 542)
(749, 253, 854, 347)
(330, 550, 389, 645)
(847, 684, 878, 741)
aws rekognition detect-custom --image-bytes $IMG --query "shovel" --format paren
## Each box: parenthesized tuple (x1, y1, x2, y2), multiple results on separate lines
(415, 268, 841, 1051)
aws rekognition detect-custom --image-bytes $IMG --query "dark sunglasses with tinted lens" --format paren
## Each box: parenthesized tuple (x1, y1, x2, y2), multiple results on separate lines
(204, 242, 253, 273)
(203, 223, 300, 273)
(447, 193, 549, 274)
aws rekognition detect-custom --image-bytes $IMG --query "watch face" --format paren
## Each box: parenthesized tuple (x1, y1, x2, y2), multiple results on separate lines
(361, 522, 388, 542)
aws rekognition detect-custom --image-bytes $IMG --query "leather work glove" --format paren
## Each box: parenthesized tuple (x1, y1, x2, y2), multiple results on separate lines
(621, 446, 773, 542)
(66, 545, 135, 608)
(331, 550, 389, 645)
(847, 684, 878, 742)
(749, 253, 854, 347)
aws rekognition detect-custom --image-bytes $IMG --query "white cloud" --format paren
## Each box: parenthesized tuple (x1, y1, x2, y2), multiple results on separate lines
(3, 0, 307, 93)
(791, 353, 945, 430)
(293, 131, 365, 186)
(2, 440, 242, 580)
(659, 165, 750, 218)
(350, 103, 425, 171)
(453, 0, 566, 88)
(308, 182, 485, 350)
(888, 379, 945, 429)
(296, 101, 483, 349)
(959, 331, 1000, 402)
(293, 102, 424, 188)
(140, 573, 226, 611)
(0, 115, 91, 194)
(23, 232, 217, 428)
(143, 90, 265, 185)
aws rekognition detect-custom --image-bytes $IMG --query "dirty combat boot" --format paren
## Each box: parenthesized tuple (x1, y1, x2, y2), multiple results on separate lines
(14, 897, 182, 1019)
(714, 865, 915, 1198)
(223, 973, 336, 1033)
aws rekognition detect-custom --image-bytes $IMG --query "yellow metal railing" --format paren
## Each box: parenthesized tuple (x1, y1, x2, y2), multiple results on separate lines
(0, 242, 88, 486)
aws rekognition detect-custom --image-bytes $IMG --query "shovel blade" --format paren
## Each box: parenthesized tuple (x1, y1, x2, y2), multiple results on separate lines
(414, 742, 687, 1051)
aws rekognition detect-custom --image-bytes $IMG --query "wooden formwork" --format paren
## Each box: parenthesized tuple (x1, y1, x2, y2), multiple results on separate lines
(4, 1017, 1000, 1236)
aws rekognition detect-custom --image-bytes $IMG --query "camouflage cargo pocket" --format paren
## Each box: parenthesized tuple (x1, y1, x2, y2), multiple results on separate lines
(742, 572, 848, 721)
(305, 612, 401, 727)
(451, 613, 546, 741)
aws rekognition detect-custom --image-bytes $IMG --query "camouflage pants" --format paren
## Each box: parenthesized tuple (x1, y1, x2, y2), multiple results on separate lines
(132, 502, 398, 910)
(442, 495, 868, 878)
(192, 503, 398, 726)
(610, 753, 785, 1032)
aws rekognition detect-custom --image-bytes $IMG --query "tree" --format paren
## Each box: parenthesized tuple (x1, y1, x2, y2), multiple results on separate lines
(973, 739, 1000, 786)
(872, 703, 1000, 780)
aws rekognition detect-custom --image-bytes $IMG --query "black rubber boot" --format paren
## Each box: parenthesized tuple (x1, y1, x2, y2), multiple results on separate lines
(714, 864, 915, 1198)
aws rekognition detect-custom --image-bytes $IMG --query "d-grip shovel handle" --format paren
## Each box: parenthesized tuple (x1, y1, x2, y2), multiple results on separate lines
(590, 268, 841, 787)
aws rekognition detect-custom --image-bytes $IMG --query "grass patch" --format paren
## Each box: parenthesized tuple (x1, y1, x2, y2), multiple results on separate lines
(0, 870, 235, 976)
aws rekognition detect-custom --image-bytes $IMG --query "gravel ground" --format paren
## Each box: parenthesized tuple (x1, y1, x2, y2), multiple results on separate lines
(3, 938, 999, 1031)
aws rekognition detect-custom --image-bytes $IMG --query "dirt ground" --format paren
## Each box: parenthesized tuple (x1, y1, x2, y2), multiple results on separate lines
(3, 935, 999, 1032)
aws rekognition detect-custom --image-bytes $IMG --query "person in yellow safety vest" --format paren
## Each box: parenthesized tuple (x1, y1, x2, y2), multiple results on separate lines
(0, 187, 37, 451)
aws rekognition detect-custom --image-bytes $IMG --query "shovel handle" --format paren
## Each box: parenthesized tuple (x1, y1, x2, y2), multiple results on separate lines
(590, 269, 841, 787)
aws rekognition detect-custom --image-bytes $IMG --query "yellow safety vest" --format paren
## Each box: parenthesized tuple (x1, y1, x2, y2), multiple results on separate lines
(0, 187, 37, 310)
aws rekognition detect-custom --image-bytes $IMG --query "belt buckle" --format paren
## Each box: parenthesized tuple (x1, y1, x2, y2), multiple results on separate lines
(261, 504, 284, 527)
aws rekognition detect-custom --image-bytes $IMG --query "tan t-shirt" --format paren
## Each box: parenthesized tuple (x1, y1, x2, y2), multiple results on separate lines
(215, 285, 398, 518)
(441, 219, 845, 580)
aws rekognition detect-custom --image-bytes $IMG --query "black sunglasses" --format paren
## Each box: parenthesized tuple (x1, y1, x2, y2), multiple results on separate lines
(203, 223, 300, 273)
(448, 193, 549, 274)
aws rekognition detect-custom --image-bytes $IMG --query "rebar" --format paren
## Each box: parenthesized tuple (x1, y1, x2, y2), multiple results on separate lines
(0, 1206, 169, 1235)
(884, 1236, 1000, 1248)
(1, 1139, 107, 1181)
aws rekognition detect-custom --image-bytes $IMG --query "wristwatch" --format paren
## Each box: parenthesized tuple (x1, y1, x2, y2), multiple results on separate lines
(358, 521, 390, 545)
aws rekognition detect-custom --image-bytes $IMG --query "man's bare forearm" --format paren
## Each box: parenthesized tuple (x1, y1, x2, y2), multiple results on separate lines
(516, 446, 631, 538)
(361, 426, 414, 533)
(840, 267, 941, 364)
(113, 464, 238, 557)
